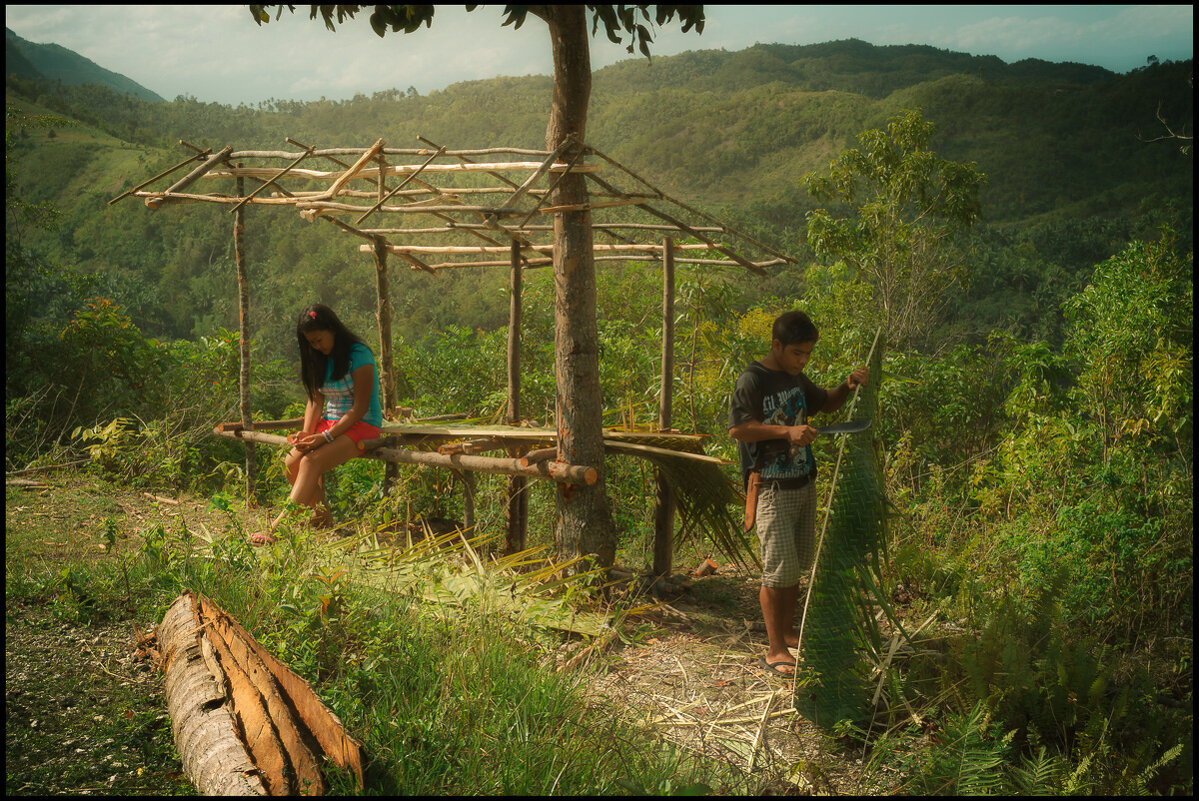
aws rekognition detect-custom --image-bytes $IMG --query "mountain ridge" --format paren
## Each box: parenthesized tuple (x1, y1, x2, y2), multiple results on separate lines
(5, 27, 166, 103)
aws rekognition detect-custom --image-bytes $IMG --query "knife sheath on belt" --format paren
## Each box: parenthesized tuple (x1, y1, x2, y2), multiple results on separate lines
(744, 471, 761, 532)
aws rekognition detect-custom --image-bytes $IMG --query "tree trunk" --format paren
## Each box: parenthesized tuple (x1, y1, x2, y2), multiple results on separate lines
(234, 172, 257, 504)
(653, 237, 676, 577)
(537, 4, 618, 568)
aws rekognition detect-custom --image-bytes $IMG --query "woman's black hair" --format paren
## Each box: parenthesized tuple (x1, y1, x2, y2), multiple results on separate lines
(296, 304, 369, 400)
(772, 310, 820, 347)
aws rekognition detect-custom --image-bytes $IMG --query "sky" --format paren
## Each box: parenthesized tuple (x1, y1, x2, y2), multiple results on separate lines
(5, 5, 1194, 107)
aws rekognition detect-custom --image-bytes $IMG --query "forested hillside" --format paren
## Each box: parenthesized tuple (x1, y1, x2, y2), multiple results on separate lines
(5, 40, 1192, 350)
(6, 36, 1193, 794)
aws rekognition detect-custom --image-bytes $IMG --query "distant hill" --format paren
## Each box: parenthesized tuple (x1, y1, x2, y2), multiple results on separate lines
(5, 37, 1192, 347)
(5, 27, 165, 102)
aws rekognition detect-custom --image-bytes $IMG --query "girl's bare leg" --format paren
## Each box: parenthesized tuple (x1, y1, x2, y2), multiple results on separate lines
(266, 440, 357, 534)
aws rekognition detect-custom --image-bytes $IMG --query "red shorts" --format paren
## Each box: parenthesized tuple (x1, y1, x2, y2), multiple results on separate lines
(316, 419, 382, 452)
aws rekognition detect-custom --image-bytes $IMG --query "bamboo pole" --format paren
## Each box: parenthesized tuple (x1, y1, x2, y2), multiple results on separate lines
(491, 139, 572, 217)
(358, 221, 724, 235)
(108, 149, 210, 205)
(214, 429, 596, 485)
(145, 146, 233, 209)
(229, 146, 553, 159)
(369, 446, 598, 485)
(585, 143, 797, 266)
(518, 447, 558, 467)
(413, 135, 541, 264)
(229, 146, 314, 213)
(206, 161, 600, 181)
(358, 242, 720, 255)
(653, 236, 676, 577)
(325, 138, 386, 199)
(506, 239, 528, 554)
(585, 171, 767, 276)
(354, 144, 445, 225)
(233, 171, 257, 503)
(300, 200, 528, 216)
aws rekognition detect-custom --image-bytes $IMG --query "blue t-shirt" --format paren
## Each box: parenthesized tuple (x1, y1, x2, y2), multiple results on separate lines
(323, 342, 383, 428)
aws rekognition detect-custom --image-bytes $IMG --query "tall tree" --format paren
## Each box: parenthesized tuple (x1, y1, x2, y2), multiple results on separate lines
(804, 109, 985, 348)
(248, 4, 705, 567)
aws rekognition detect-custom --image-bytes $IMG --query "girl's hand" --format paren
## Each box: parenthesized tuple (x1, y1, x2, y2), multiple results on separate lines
(291, 432, 324, 452)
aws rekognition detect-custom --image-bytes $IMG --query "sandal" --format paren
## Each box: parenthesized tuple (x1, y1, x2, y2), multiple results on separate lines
(250, 531, 277, 546)
(759, 657, 796, 677)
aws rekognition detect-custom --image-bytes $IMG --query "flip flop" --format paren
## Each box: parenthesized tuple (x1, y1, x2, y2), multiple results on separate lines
(759, 657, 796, 677)
(250, 532, 277, 546)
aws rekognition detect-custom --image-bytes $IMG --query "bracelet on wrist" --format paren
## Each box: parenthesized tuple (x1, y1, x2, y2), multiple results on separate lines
(323, 429, 334, 443)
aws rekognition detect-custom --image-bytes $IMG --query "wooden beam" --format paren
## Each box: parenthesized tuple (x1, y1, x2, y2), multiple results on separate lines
(109, 149, 210, 205)
(145, 146, 232, 209)
(358, 242, 720, 255)
(207, 161, 601, 182)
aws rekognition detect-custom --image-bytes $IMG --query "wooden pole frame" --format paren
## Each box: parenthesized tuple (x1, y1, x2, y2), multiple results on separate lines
(506, 239, 529, 554)
(652, 236, 676, 577)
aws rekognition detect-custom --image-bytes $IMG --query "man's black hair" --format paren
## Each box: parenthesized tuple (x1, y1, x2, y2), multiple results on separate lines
(772, 310, 819, 347)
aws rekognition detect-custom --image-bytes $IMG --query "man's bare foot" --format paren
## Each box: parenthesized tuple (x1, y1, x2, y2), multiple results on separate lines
(760, 655, 796, 677)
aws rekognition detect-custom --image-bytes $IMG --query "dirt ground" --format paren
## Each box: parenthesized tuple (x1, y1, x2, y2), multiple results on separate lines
(575, 565, 893, 795)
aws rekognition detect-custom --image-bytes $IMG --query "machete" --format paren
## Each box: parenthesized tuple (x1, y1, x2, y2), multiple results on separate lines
(788, 418, 872, 458)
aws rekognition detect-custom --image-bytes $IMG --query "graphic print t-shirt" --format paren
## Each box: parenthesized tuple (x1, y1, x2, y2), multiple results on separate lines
(322, 342, 383, 428)
(729, 362, 828, 489)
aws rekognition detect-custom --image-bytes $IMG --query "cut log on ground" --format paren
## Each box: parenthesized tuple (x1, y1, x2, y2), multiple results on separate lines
(156, 590, 365, 795)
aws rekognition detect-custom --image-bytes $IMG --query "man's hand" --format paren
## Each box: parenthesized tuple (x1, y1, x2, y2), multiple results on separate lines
(788, 424, 819, 448)
(847, 365, 869, 390)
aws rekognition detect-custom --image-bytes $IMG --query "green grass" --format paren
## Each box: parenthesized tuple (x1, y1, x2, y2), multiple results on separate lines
(5, 472, 754, 795)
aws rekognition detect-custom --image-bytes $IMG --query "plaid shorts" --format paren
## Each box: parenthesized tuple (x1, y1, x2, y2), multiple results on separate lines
(755, 481, 817, 588)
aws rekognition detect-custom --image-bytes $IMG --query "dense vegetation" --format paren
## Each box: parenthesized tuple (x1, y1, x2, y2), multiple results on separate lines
(6, 37, 1192, 794)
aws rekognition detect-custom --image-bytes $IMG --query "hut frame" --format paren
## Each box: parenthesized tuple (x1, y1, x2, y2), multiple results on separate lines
(112, 135, 795, 570)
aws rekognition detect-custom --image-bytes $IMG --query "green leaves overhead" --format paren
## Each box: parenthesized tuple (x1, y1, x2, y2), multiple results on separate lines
(247, 4, 705, 57)
(248, 4, 437, 35)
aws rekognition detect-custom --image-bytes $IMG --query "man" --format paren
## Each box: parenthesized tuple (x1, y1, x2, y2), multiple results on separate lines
(728, 310, 868, 676)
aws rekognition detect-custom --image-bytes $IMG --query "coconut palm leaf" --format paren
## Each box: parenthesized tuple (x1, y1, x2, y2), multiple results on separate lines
(795, 330, 891, 728)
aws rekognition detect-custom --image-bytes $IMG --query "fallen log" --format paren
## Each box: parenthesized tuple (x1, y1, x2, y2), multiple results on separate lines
(158, 593, 266, 796)
(157, 591, 365, 795)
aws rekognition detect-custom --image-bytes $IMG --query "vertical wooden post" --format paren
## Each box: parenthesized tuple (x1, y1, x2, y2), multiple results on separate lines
(653, 237, 676, 577)
(505, 239, 529, 554)
(234, 170, 256, 503)
(372, 236, 398, 492)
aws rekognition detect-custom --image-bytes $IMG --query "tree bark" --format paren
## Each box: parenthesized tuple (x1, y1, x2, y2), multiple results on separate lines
(506, 239, 529, 554)
(234, 172, 257, 503)
(535, 4, 618, 568)
(653, 237, 676, 576)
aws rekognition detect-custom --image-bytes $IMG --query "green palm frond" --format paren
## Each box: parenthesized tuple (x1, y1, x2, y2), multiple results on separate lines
(796, 330, 890, 728)
(636, 450, 759, 572)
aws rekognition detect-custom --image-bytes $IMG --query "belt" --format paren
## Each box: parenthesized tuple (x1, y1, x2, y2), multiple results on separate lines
(759, 471, 815, 491)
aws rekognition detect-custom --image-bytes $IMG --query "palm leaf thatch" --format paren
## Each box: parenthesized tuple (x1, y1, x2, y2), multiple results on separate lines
(795, 331, 890, 728)
(635, 449, 759, 572)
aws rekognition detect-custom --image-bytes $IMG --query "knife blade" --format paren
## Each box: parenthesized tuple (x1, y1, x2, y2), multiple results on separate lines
(789, 419, 872, 459)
